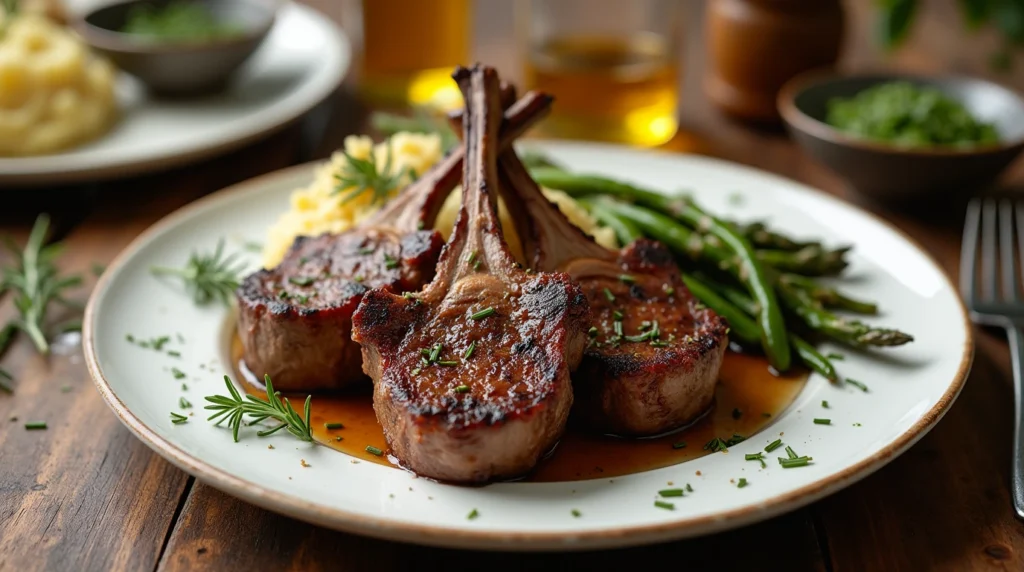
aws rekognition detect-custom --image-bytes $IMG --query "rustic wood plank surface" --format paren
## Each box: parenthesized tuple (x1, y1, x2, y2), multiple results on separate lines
(3, 1, 1024, 571)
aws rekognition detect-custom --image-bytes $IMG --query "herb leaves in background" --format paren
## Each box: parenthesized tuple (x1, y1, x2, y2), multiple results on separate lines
(878, 0, 1024, 70)
(0, 214, 82, 358)
(150, 238, 246, 306)
(333, 140, 410, 207)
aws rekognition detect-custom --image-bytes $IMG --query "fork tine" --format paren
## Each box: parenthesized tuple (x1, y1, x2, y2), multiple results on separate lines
(961, 199, 982, 303)
(1002, 200, 1018, 301)
(983, 199, 999, 301)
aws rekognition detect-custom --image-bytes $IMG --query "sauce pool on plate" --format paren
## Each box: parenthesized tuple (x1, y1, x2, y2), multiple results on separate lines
(232, 335, 807, 482)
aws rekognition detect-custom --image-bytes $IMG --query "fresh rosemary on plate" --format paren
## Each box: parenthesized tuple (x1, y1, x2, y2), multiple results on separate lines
(150, 239, 246, 306)
(1, 214, 83, 358)
(333, 139, 410, 207)
(204, 375, 313, 443)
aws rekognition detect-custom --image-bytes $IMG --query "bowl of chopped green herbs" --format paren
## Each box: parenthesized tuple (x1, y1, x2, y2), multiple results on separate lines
(779, 71, 1024, 205)
(75, 0, 278, 96)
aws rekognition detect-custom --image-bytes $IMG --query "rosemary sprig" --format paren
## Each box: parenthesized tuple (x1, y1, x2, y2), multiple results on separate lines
(333, 139, 409, 206)
(204, 375, 313, 443)
(1, 214, 82, 356)
(150, 239, 246, 306)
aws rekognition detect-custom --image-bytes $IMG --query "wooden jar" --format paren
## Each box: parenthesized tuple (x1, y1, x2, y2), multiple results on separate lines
(703, 0, 845, 123)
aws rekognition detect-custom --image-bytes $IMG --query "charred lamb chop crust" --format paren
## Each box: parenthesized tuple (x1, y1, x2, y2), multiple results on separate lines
(236, 90, 546, 393)
(494, 130, 729, 437)
(352, 65, 589, 484)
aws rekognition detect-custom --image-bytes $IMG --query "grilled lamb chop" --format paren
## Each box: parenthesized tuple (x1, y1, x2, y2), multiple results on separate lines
(351, 65, 590, 483)
(236, 90, 548, 393)
(448, 103, 728, 436)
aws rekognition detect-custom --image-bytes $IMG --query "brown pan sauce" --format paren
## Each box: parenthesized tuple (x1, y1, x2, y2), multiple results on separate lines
(231, 335, 807, 482)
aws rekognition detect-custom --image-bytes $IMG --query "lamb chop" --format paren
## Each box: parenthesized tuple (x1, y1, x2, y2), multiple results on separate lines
(235, 89, 549, 393)
(449, 102, 728, 437)
(351, 65, 590, 484)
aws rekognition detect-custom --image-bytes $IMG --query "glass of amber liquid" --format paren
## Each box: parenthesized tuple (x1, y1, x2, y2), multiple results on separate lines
(521, 0, 681, 147)
(353, 0, 472, 112)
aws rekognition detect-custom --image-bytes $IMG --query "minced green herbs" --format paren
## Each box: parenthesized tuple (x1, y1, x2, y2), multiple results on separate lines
(825, 81, 999, 148)
(122, 1, 244, 42)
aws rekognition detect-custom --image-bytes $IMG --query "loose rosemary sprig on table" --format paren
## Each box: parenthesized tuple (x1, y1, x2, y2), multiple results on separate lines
(333, 139, 410, 207)
(1, 214, 82, 357)
(150, 239, 246, 306)
(204, 375, 313, 443)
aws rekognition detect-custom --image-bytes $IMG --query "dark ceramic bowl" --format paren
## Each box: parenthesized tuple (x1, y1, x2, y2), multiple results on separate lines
(74, 0, 277, 97)
(778, 70, 1024, 206)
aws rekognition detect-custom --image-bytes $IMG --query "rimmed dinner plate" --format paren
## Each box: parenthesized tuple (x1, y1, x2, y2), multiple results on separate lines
(0, 2, 349, 187)
(84, 141, 972, 551)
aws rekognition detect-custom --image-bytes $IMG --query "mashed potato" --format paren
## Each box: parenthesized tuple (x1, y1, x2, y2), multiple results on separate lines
(262, 132, 619, 269)
(0, 12, 118, 156)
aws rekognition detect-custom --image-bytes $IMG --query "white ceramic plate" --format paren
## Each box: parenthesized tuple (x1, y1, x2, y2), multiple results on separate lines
(84, 142, 972, 551)
(0, 2, 349, 186)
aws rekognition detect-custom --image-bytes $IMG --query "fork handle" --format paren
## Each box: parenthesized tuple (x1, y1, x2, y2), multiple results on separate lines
(1008, 326, 1024, 520)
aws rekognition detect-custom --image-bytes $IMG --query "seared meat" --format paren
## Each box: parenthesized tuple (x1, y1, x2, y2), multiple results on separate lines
(352, 65, 590, 483)
(236, 90, 547, 392)
(494, 124, 729, 437)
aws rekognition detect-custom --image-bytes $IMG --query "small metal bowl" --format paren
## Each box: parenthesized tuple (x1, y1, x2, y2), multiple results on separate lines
(778, 70, 1024, 207)
(74, 0, 278, 97)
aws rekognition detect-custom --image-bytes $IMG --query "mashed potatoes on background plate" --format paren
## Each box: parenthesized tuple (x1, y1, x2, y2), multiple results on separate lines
(0, 12, 118, 156)
(261, 132, 619, 269)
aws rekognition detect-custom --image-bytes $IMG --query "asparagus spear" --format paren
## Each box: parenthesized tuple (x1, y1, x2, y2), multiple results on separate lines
(776, 283, 913, 347)
(779, 273, 878, 315)
(530, 167, 850, 265)
(757, 245, 850, 276)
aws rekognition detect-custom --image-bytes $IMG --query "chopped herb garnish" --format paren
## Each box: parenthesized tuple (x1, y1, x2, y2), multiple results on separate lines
(324, 422, 344, 430)
(167, 350, 181, 358)
(24, 421, 47, 430)
(289, 276, 315, 287)
(383, 254, 399, 270)
(429, 343, 442, 363)
(613, 321, 624, 337)
(846, 378, 869, 392)
(704, 437, 729, 453)
(826, 353, 845, 360)
(853, 422, 862, 427)
(467, 508, 479, 520)
(785, 446, 799, 460)
(745, 452, 767, 468)
(170, 412, 188, 425)
(410, 367, 421, 376)
(454, 385, 470, 393)
(171, 367, 186, 380)
(619, 274, 636, 284)
(358, 247, 375, 255)
(725, 433, 746, 446)
(473, 260, 481, 271)
(658, 488, 684, 497)
(571, 509, 582, 517)
(179, 397, 192, 409)
(813, 418, 831, 425)
(612, 310, 624, 321)
(686, 483, 694, 493)
(436, 360, 459, 366)
(821, 400, 829, 408)
(779, 457, 813, 468)
(470, 307, 496, 320)
(765, 439, 783, 453)
(467, 251, 477, 267)
(737, 478, 748, 488)
(353, 275, 364, 282)
(464, 341, 476, 359)
(603, 288, 615, 302)
(588, 326, 598, 338)
(151, 239, 245, 306)
(672, 441, 686, 449)
(365, 445, 384, 456)
(663, 285, 675, 296)
(654, 500, 675, 510)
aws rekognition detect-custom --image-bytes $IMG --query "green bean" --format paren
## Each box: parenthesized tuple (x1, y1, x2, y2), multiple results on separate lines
(680, 273, 761, 343)
(578, 197, 642, 246)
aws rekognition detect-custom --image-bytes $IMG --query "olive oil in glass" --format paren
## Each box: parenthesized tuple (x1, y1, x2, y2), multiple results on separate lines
(356, 0, 471, 111)
(522, 0, 680, 147)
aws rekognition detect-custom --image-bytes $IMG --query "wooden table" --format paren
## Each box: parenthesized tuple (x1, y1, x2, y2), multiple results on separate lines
(3, 2, 1024, 570)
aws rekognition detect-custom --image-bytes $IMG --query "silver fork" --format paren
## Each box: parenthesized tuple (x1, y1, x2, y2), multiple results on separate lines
(961, 198, 1024, 520)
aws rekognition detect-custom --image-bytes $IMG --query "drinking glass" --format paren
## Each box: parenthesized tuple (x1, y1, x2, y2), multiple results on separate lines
(520, 0, 682, 147)
(347, 0, 472, 112)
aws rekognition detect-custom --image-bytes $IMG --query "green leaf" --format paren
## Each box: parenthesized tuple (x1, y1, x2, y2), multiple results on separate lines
(959, 0, 993, 27)
(994, 0, 1024, 44)
(877, 0, 920, 50)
